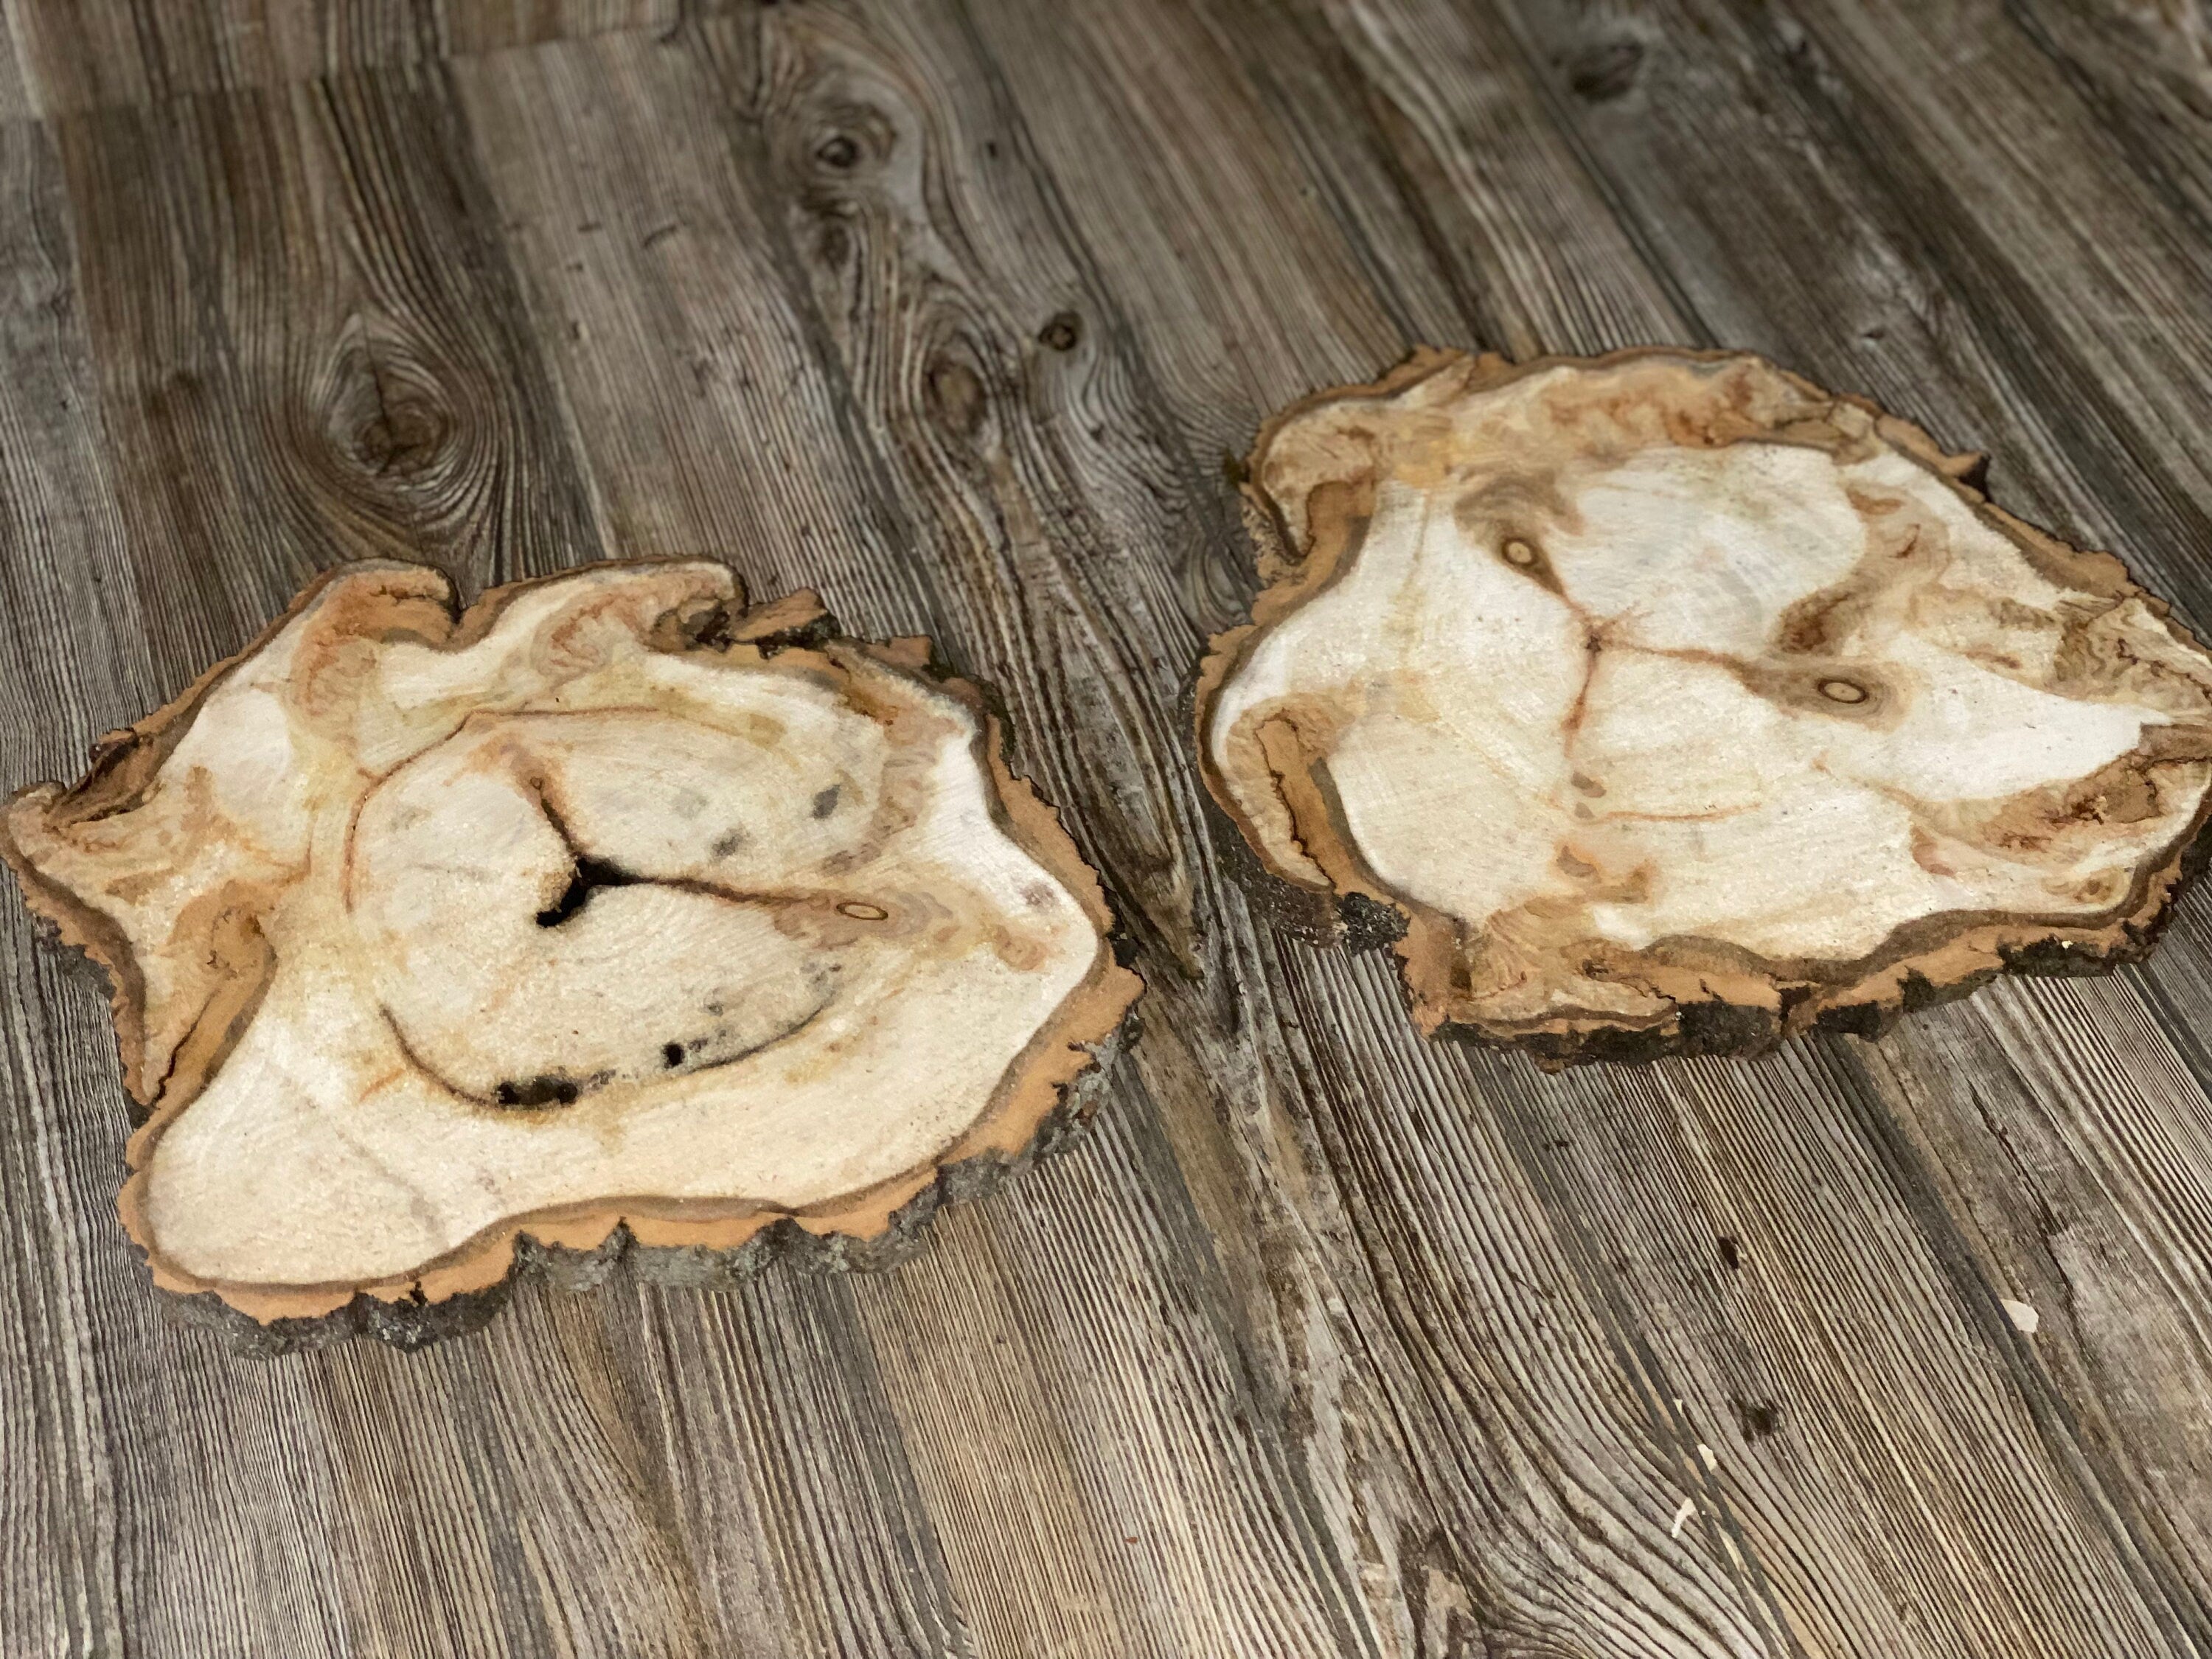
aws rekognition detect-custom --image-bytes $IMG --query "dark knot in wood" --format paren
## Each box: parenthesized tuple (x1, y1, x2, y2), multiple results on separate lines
(1037, 311, 1082, 352)
(1565, 39, 1645, 103)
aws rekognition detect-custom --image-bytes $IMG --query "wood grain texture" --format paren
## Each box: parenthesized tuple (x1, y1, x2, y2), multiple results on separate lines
(8, 1, 2212, 1655)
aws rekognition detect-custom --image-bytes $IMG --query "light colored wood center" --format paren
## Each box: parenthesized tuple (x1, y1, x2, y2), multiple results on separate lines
(1, 561, 1139, 1314)
(1198, 350, 2212, 1056)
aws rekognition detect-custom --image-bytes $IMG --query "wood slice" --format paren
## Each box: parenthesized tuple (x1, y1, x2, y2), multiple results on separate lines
(1196, 348, 2212, 1062)
(1, 560, 1141, 1343)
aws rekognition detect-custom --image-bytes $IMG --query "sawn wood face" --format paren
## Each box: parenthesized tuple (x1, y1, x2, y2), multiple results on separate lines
(1199, 349, 2212, 1062)
(2, 560, 1140, 1327)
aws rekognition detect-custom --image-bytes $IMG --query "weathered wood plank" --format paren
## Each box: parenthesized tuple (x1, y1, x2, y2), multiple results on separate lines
(1220, 0, 1688, 353)
(1853, 972, 2212, 1615)
(852, 1099, 1360, 1658)
(1, 1, 729, 115)
(1481, 1032, 2202, 1658)
(2003, 0, 2212, 237)
(0, 113, 347, 1659)
(50, 61, 599, 672)
(450, 30, 929, 627)
(1308, 0, 2212, 1648)
(8, 1, 435, 114)
(462, 18, 1375, 1654)
(436, 0, 689, 58)
(1088, 0, 2212, 1655)
(500, 1276, 967, 1659)
(779, 0, 1815, 1652)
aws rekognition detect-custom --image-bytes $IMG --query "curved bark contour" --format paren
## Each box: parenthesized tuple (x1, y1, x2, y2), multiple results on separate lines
(1197, 349, 2212, 1061)
(2, 560, 1140, 1327)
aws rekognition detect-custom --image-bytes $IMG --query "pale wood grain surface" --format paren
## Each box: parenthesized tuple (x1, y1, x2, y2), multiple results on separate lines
(4, 4, 2211, 1655)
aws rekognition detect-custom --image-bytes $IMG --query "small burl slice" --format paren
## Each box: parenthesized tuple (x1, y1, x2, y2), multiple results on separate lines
(1, 560, 1139, 1341)
(1197, 348, 2212, 1062)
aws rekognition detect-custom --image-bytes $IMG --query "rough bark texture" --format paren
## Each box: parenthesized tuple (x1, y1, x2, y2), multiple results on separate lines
(1199, 348, 2212, 1061)
(1, 559, 1141, 1339)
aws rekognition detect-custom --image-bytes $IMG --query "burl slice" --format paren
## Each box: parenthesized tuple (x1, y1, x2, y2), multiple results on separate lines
(2, 560, 1139, 1340)
(1197, 348, 2212, 1062)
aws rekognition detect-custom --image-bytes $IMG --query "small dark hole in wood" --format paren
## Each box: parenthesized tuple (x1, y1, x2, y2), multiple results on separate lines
(663, 1041, 684, 1067)
(1733, 1397, 1781, 1441)
(1717, 1234, 1742, 1270)
(812, 785, 841, 818)
(815, 133, 860, 170)
(496, 1076, 580, 1108)
(1818, 678, 1868, 705)
(1566, 39, 1644, 102)
(1037, 311, 1082, 352)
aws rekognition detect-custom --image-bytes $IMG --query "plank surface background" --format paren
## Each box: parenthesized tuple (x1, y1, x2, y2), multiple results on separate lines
(4, 2, 2212, 1655)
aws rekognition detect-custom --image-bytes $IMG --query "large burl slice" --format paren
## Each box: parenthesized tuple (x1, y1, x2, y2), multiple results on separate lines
(1197, 348, 2212, 1062)
(2, 560, 1139, 1345)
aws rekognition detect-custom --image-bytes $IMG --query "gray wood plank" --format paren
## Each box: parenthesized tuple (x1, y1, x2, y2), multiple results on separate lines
(778, 0, 1809, 1652)
(1, 1, 734, 115)
(49, 61, 601, 669)
(1208, 0, 1688, 354)
(1479, 1031, 2201, 1659)
(0, 112, 349, 1659)
(8, 1, 436, 114)
(1315, 1, 2212, 1649)
(460, 18, 1376, 1654)
(1853, 971, 2212, 1618)
(435, 0, 692, 58)
(448, 28, 930, 630)
(2003, 0, 2212, 239)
